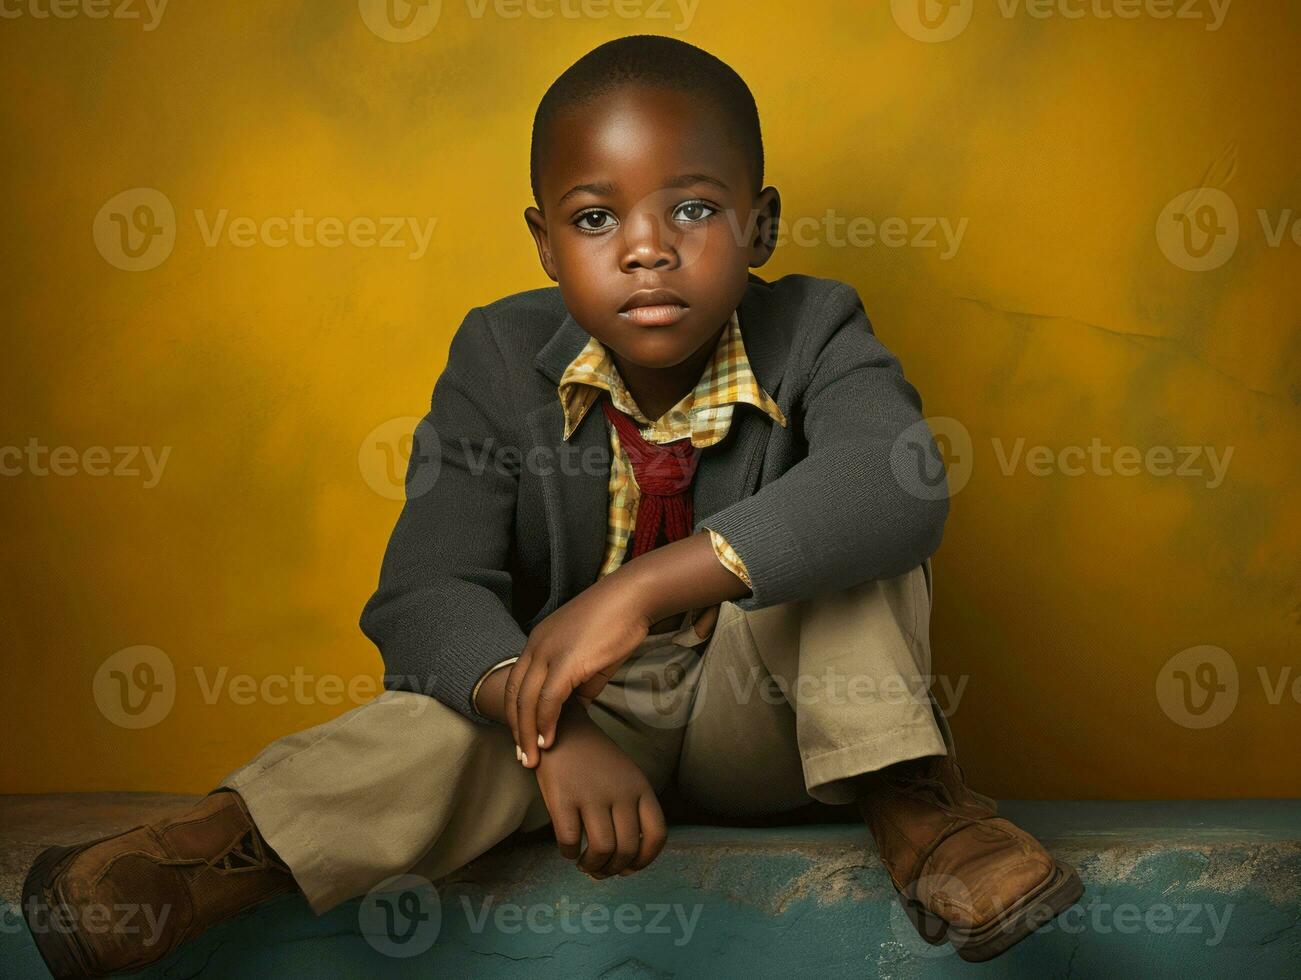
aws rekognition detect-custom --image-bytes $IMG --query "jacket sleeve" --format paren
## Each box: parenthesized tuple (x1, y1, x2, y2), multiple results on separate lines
(698, 281, 949, 611)
(359, 306, 525, 725)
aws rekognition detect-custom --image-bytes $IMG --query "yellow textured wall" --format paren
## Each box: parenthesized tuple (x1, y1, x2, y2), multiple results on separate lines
(1, 1, 1297, 797)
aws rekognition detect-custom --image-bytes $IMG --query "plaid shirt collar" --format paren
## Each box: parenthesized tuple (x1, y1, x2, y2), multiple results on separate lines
(557, 308, 787, 448)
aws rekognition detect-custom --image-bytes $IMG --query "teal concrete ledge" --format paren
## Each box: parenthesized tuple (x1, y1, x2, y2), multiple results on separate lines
(2, 798, 1298, 978)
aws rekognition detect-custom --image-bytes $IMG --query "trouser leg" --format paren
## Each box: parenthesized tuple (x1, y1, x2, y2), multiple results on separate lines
(676, 560, 952, 814)
(218, 690, 538, 913)
(219, 615, 709, 914)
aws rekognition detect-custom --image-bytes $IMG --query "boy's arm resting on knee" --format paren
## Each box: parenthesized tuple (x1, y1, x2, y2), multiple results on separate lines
(698, 281, 950, 612)
(358, 307, 527, 727)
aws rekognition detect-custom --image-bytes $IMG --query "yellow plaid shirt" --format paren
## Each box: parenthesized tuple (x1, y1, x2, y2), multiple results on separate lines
(470, 308, 787, 715)
(557, 307, 788, 582)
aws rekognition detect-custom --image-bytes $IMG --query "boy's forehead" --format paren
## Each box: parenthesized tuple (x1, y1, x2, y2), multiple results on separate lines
(537, 87, 749, 202)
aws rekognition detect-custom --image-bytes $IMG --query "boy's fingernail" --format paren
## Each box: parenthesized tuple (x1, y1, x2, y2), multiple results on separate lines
(515, 744, 522, 761)
(537, 734, 545, 747)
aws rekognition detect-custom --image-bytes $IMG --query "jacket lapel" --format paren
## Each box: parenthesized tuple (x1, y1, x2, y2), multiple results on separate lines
(528, 308, 611, 618)
(692, 278, 787, 528)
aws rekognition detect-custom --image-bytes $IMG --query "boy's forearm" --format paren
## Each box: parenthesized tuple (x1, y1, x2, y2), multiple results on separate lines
(476, 529, 749, 725)
(611, 529, 753, 625)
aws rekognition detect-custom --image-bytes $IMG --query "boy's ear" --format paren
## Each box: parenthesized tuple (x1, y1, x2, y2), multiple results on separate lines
(523, 206, 558, 282)
(746, 186, 782, 269)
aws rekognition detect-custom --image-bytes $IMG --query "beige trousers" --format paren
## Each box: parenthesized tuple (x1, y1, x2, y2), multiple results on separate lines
(220, 562, 952, 913)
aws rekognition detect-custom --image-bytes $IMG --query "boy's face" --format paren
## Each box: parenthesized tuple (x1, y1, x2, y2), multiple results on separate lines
(525, 85, 780, 371)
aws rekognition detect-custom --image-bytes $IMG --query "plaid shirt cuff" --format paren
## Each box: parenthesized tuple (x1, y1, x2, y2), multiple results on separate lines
(706, 526, 753, 589)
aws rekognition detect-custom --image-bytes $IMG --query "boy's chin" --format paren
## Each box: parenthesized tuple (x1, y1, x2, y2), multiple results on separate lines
(606, 333, 712, 370)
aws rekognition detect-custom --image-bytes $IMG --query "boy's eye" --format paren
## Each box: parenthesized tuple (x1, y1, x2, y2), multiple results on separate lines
(573, 200, 718, 235)
(574, 210, 617, 233)
(673, 200, 717, 223)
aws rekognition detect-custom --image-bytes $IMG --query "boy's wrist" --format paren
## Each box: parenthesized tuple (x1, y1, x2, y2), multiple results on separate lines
(477, 664, 592, 730)
(472, 661, 516, 724)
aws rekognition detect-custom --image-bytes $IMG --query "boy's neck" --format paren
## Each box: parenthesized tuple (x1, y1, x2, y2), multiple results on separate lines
(609, 321, 727, 423)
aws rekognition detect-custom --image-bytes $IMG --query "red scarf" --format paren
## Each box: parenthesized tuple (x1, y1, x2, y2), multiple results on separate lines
(601, 395, 701, 558)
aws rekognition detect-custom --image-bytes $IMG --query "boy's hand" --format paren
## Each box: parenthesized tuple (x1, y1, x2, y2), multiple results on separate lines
(534, 700, 668, 878)
(507, 573, 652, 766)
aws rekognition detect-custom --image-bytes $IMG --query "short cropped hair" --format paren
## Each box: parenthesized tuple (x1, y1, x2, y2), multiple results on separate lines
(530, 35, 764, 208)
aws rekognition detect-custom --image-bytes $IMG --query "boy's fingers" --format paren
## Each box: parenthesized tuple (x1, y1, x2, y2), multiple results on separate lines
(627, 793, 667, 873)
(503, 653, 529, 753)
(578, 807, 615, 876)
(692, 603, 720, 640)
(551, 805, 583, 862)
(515, 657, 549, 767)
(604, 803, 641, 876)
(535, 675, 574, 750)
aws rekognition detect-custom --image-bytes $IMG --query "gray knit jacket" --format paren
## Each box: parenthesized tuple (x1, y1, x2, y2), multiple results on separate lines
(359, 272, 950, 725)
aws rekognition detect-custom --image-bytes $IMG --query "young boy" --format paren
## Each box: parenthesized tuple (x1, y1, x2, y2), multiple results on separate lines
(22, 35, 1082, 976)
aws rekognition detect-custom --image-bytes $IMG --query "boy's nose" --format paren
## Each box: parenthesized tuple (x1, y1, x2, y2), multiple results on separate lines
(619, 213, 678, 272)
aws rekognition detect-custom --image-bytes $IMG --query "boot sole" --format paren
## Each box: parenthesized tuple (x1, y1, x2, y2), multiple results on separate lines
(895, 859, 1084, 962)
(21, 839, 113, 979)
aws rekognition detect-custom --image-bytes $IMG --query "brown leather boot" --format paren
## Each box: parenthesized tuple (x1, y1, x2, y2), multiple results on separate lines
(858, 754, 1083, 962)
(20, 789, 298, 978)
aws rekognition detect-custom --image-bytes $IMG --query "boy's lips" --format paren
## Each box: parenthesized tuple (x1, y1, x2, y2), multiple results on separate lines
(620, 304, 689, 327)
(618, 288, 689, 327)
